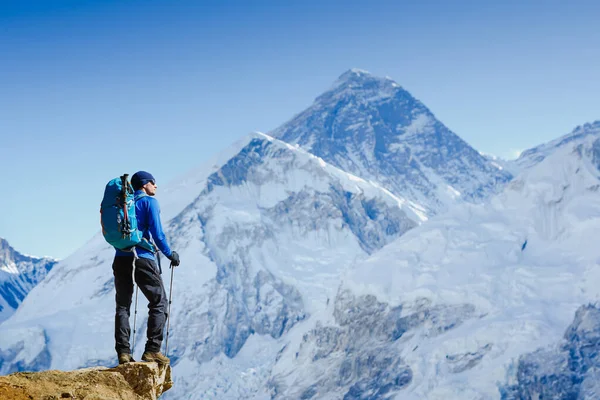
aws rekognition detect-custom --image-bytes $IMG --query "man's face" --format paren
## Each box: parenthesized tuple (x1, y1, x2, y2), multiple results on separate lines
(143, 180, 157, 196)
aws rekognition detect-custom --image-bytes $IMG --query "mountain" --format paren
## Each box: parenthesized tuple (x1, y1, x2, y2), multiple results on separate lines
(0, 238, 57, 324)
(501, 304, 600, 399)
(0, 133, 422, 396)
(2, 67, 595, 399)
(514, 120, 600, 171)
(270, 69, 512, 215)
(268, 126, 600, 398)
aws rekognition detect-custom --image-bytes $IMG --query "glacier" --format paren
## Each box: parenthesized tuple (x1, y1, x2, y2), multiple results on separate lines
(268, 131, 600, 399)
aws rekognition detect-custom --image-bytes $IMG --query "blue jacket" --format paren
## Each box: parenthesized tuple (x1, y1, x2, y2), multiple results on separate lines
(115, 190, 172, 261)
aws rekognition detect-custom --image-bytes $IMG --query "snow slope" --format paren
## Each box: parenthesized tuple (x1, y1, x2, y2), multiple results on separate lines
(269, 129, 600, 399)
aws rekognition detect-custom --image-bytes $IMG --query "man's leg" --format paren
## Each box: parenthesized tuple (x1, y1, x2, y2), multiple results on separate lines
(113, 256, 135, 355)
(134, 258, 168, 355)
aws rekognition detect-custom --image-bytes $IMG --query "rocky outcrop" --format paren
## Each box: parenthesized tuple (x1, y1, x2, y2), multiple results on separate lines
(501, 304, 600, 399)
(0, 362, 172, 400)
(269, 290, 477, 399)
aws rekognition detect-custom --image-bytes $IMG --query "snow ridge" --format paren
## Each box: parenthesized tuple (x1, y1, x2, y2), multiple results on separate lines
(514, 121, 600, 171)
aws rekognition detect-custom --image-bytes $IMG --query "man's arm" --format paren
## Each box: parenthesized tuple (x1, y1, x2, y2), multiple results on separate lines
(146, 198, 173, 258)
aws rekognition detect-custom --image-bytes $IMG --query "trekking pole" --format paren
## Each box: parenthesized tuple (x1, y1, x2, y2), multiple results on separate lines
(132, 285, 139, 352)
(131, 248, 139, 354)
(164, 261, 175, 356)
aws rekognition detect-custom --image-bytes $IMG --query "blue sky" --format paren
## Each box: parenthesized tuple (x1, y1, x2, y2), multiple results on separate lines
(1, 0, 599, 259)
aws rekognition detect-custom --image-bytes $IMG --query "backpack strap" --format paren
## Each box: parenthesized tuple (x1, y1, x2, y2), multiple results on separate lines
(134, 192, 147, 202)
(132, 192, 156, 253)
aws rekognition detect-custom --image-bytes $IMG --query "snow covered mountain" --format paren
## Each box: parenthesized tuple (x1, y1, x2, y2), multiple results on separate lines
(514, 120, 600, 171)
(0, 133, 422, 394)
(0, 238, 57, 324)
(1, 65, 597, 399)
(270, 69, 512, 215)
(268, 126, 600, 399)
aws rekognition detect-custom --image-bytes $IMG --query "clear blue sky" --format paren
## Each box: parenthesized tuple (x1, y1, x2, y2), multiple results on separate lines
(1, 0, 599, 259)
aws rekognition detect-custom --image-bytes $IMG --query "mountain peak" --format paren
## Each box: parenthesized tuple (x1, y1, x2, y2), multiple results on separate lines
(336, 68, 373, 82)
(324, 68, 402, 101)
(271, 71, 511, 215)
(515, 120, 600, 171)
(0, 238, 58, 323)
(0, 237, 14, 255)
(335, 68, 398, 85)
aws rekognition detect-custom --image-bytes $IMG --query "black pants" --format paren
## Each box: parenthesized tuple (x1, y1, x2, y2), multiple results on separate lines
(112, 256, 167, 354)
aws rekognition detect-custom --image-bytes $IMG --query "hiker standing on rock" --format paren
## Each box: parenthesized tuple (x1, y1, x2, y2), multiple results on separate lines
(111, 171, 180, 365)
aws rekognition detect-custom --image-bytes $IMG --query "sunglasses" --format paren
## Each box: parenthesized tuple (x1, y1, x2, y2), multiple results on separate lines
(146, 179, 156, 186)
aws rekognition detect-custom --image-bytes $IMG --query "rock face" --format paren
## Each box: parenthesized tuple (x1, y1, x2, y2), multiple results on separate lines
(268, 290, 475, 400)
(501, 304, 600, 400)
(0, 238, 57, 323)
(269, 290, 476, 399)
(0, 362, 172, 400)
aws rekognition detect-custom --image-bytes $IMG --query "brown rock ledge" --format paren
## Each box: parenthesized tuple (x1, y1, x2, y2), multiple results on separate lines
(0, 361, 172, 400)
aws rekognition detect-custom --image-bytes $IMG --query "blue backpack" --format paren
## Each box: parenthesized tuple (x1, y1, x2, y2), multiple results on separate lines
(100, 174, 155, 252)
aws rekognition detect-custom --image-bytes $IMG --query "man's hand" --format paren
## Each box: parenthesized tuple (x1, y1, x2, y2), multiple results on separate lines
(168, 251, 180, 267)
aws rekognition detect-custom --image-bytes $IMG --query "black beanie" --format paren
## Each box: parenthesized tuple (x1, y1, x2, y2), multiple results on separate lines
(131, 171, 155, 190)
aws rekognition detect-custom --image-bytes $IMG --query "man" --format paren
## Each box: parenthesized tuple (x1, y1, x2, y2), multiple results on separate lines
(112, 171, 180, 365)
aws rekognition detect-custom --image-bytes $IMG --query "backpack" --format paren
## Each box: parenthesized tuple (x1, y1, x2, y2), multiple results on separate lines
(100, 174, 155, 252)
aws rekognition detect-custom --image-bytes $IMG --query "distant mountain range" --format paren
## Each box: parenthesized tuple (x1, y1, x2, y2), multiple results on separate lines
(514, 120, 600, 170)
(0, 238, 57, 324)
(1, 70, 599, 399)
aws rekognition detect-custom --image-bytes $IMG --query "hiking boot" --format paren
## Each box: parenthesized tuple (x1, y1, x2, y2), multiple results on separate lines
(142, 351, 170, 365)
(118, 353, 135, 364)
